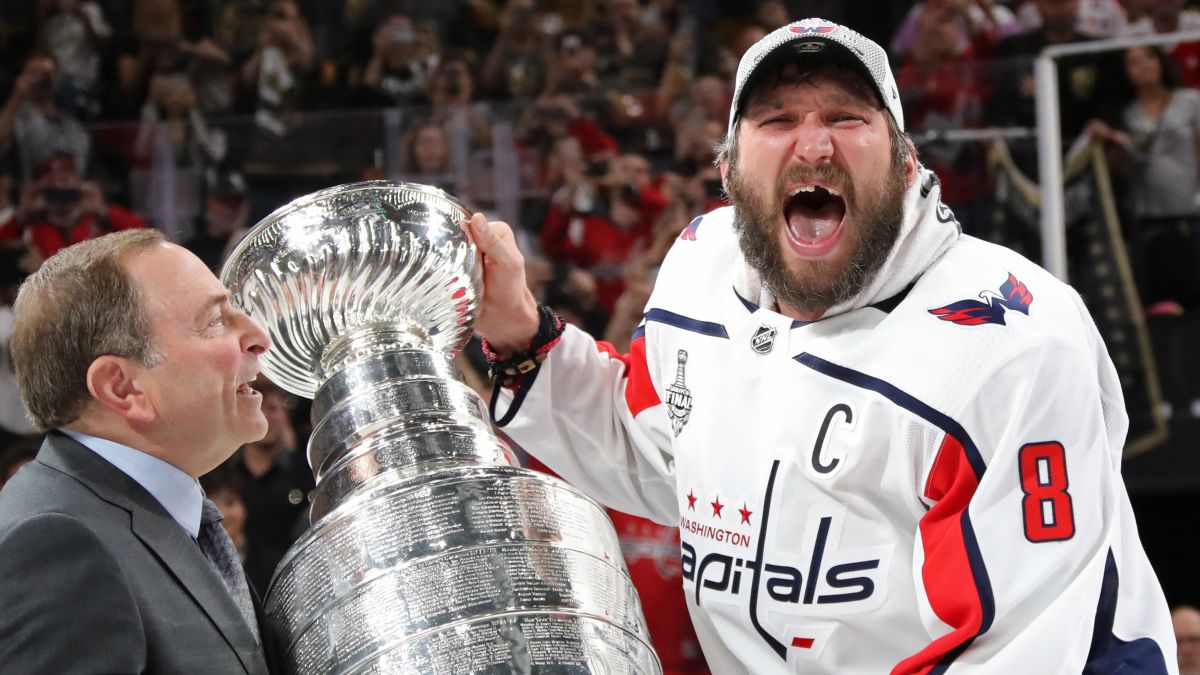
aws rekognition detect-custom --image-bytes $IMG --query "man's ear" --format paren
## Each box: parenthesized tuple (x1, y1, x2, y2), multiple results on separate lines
(903, 138, 918, 184)
(718, 157, 730, 190)
(86, 356, 155, 423)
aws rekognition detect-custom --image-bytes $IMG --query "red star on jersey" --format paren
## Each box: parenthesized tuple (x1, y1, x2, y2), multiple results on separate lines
(739, 504, 753, 525)
(686, 490, 697, 510)
(711, 496, 724, 518)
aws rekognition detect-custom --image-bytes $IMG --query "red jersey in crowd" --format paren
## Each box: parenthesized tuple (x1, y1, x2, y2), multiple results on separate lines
(540, 184, 666, 312)
(897, 45, 993, 206)
(608, 510, 710, 675)
(0, 206, 146, 259)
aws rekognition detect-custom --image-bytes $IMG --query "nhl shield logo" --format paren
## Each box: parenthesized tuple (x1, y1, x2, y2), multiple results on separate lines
(751, 325, 777, 354)
(666, 350, 692, 437)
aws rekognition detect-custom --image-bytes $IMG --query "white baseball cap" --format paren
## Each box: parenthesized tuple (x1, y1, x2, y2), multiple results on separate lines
(727, 18, 904, 139)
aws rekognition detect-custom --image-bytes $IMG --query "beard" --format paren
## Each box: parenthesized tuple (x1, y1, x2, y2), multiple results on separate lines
(728, 154, 908, 315)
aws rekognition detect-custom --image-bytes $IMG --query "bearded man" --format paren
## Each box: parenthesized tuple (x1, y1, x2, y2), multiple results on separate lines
(467, 18, 1177, 674)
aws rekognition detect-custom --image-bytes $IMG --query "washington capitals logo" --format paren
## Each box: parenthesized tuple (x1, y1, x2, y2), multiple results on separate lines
(928, 273, 1034, 326)
(680, 216, 702, 241)
(790, 24, 836, 35)
(680, 460, 890, 660)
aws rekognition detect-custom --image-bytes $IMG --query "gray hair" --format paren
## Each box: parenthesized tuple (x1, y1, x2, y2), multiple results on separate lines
(12, 229, 165, 430)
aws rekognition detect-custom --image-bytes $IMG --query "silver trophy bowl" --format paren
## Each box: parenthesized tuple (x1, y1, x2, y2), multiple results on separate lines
(221, 182, 662, 674)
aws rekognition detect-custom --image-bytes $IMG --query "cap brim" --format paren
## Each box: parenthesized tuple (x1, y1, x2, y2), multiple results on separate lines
(734, 36, 884, 124)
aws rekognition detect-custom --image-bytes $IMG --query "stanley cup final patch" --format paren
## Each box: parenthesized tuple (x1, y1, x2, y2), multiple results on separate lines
(751, 325, 777, 354)
(666, 349, 693, 437)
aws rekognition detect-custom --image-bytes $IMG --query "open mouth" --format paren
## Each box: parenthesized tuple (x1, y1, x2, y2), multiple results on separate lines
(784, 184, 847, 248)
(236, 376, 260, 396)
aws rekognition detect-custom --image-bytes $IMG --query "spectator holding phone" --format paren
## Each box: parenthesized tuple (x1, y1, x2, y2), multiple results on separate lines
(32, 0, 112, 119)
(109, 0, 234, 119)
(0, 55, 91, 186)
(240, 0, 314, 137)
(481, 0, 549, 100)
(424, 54, 492, 147)
(540, 149, 667, 314)
(358, 10, 439, 107)
(0, 153, 145, 262)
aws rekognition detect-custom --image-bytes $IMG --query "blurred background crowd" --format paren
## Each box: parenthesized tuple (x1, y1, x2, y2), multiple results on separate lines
(2, 1, 1200, 672)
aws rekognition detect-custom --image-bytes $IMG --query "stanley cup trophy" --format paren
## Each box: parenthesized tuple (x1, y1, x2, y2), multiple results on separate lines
(221, 182, 662, 674)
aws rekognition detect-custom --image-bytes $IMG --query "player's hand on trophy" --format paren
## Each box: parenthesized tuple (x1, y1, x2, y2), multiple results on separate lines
(467, 213, 541, 356)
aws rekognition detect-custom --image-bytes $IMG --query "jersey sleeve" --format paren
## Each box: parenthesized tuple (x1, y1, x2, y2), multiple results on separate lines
(896, 319, 1176, 673)
(0, 512, 147, 673)
(493, 323, 680, 525)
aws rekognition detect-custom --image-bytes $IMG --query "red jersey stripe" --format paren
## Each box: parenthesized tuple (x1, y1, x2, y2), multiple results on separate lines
(595, 336, 661, 416)
(892, 434, 986, 674)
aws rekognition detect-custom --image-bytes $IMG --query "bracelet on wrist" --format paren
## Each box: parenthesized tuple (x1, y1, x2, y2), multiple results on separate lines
(481, 303, 565, 386)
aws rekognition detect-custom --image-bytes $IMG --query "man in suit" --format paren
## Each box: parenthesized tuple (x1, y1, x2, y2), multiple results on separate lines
(0, 228, 273, 673)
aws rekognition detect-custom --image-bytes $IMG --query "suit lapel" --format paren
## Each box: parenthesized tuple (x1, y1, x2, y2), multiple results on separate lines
(129, 507, 265, 673)
(39, 433, 265, 674)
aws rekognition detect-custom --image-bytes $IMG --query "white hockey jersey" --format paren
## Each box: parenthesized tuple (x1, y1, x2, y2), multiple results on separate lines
(496, 167, 1177, 674)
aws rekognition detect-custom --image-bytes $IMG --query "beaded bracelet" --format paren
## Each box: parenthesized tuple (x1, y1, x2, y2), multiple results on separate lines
(481, 303, 565, 387)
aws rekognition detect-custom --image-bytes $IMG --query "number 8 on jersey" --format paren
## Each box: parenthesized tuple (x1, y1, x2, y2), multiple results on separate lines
(1018, 441, 1076, 542)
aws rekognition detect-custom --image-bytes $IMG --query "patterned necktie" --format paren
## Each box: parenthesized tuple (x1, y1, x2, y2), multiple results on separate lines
(198, 498, 261, 643)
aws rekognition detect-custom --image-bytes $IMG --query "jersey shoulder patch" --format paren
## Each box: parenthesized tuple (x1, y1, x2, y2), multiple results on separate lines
(928, 273, 1033, 326)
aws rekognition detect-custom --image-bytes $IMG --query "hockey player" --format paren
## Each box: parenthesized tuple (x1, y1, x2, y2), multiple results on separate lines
(467, 18, 1178, 674)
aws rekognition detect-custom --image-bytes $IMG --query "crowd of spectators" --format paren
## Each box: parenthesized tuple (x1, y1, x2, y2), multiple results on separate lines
(0, 1, 1196, 316)
(2, 1, 1200, 671)
(3, 2, 1196, 300)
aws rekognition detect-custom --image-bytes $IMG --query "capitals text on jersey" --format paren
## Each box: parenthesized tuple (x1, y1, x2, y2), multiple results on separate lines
(681, 460, 892, 659)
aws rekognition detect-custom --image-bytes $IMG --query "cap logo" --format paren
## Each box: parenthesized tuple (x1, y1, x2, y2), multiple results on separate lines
(795, 41, 825, 53)
(790, 24, 836, 34)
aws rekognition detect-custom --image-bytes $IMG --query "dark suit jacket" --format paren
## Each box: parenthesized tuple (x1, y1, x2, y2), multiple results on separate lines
(0, 432, 272, 674)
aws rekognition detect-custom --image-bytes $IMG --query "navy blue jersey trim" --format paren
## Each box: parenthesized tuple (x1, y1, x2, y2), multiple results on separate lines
(1082, 639, 1170, 674)
(925, 508, 998, 673)
(631, 324, 646, 342)
(961, 507, 996, 633)
(1089, 549, 1120, 661)
(797, 352, 996, 670)
(930, 646, 968, 675)
(732, 287, 815, 327)
(794, 353, 986, 480)
(735, 283, 913, 327)
(645, 308, 730, 339)
(1083, 550, 1169, 674)
(921, 511, 998, 667)
(747, 460, 789, 658)
(871, 283, 915, 314)
(733, 287, 758, 313)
